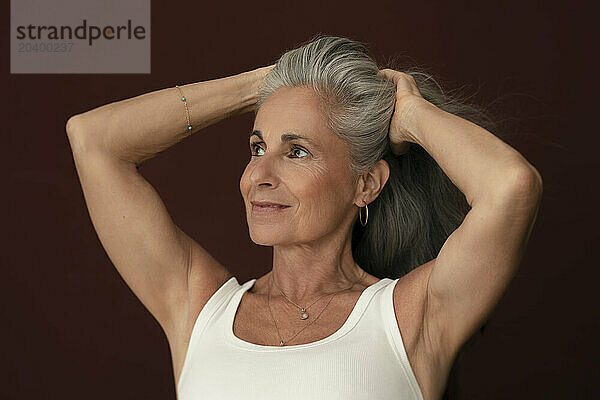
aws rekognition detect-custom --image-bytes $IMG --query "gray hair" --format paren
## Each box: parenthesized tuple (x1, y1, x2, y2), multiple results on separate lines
(255, 35, 501, 279)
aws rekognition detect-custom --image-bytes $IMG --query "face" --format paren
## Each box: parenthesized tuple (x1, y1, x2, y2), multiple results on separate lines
(239, 86, 360, 246)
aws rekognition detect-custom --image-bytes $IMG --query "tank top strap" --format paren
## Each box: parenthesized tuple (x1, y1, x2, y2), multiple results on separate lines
(341, 277, 394, 331)
(379, 278, 424, 400)
(189, 276, 241, 341)
(177, 276, 242, 394)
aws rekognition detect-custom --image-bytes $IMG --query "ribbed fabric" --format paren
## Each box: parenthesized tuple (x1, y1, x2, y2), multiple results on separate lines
(176, 276, 424, 400)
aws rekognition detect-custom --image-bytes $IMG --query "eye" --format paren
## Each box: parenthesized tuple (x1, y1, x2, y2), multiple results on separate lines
(289, 145, 309, 158)
(249, 143, 309, 159)
(250, 143, 264, 157)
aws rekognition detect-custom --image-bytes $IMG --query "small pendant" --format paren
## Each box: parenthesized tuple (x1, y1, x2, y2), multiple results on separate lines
(300, 308, 309, 320)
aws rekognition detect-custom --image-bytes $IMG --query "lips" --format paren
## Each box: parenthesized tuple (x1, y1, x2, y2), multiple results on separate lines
(251, 201, 290, 208)
(251, 201, 291, 213)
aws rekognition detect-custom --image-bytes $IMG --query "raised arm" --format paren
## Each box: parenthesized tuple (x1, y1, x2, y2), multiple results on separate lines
(409, 99, 543, 361)
(380, 70, 543, 365)
(65, 65, 274, 341)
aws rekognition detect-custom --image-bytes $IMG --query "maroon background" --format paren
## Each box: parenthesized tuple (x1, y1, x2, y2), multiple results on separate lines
(3, 1, 597, 399)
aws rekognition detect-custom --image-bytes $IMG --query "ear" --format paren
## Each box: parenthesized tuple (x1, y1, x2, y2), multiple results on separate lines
(354, 159, 391, 206)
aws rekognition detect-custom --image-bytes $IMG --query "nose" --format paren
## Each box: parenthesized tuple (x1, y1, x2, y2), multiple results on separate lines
(248, 153, 280, 188)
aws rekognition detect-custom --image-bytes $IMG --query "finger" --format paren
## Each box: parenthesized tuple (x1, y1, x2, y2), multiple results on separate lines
(378, 69, 398, 84)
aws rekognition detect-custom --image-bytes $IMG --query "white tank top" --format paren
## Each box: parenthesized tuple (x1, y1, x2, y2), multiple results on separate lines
(176, 276, 424, 400)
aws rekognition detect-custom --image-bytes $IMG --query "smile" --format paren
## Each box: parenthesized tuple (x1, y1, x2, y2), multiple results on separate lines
(252, 204, 291, 213)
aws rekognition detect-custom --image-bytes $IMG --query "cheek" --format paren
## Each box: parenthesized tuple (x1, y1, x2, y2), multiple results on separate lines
(295, 166, 351, 221)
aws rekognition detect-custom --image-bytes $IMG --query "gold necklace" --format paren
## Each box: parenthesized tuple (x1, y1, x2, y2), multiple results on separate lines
(267, 269, 367, 346)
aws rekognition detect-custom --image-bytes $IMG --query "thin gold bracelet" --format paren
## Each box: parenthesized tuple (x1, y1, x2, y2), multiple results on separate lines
(175, 85, 192, 134)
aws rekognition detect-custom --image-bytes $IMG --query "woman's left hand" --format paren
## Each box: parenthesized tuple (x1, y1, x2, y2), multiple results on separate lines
(378, 68, 425, 155)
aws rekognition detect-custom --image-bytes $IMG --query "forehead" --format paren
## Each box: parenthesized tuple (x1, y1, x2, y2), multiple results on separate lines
(254, 86, 330, 141)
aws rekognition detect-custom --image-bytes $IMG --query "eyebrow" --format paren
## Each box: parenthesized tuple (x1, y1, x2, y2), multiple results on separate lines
(249, 130, 319, 148)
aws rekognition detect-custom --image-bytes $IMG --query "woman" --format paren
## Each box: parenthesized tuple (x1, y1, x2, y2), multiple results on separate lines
(66, 36, 542, 400)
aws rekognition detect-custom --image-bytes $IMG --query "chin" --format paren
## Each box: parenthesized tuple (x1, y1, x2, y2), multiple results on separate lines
(248, 228, 289, 246)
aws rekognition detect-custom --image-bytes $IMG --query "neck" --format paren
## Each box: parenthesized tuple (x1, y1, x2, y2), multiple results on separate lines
(267, 238, 367, 304)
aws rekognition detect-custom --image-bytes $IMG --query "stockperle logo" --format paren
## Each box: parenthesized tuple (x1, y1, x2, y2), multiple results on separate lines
(11, 0, 150, 74)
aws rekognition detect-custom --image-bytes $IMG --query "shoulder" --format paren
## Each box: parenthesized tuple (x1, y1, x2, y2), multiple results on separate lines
(391, 260, 435, 359)
(393, 260, 466, 399)
(167, 269, 237, 350)
(390, 260, 440, 399)
(169, 269, 236, 387)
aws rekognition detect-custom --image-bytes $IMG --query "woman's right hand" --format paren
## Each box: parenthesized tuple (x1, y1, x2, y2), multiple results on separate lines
(249, 64, 276, 112)
(378, 68, 424, 155)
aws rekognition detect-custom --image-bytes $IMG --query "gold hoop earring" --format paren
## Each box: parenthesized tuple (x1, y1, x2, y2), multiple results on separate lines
(359, 202, 369, 227)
